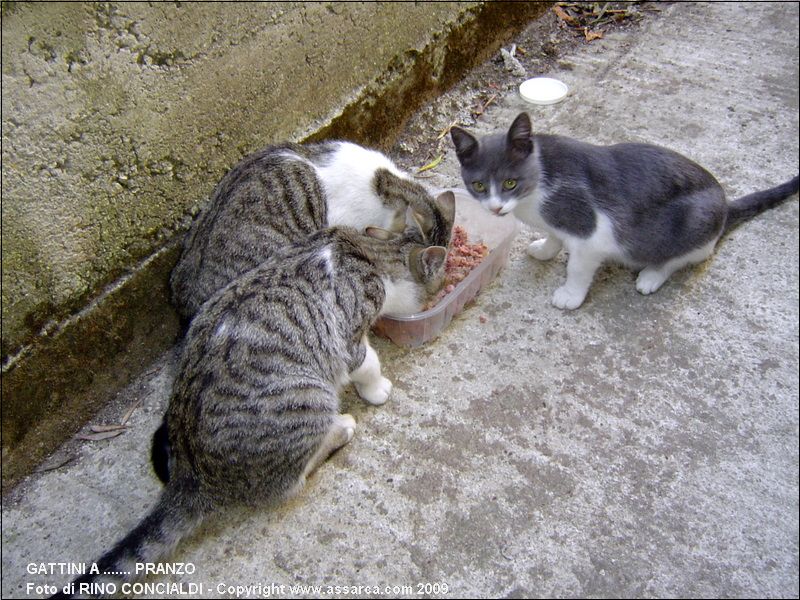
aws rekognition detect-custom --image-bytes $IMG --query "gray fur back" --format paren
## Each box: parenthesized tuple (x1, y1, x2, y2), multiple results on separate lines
(170, 144, 327, 319)
(534, 135, 727, 265)
(169, 228, 385, 504)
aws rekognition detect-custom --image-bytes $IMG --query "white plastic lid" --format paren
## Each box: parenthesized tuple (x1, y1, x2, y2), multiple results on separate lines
(519, 77, 569, 105)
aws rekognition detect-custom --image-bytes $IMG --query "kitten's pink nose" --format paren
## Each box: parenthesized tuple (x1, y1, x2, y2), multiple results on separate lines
(491, 206, 503, 215)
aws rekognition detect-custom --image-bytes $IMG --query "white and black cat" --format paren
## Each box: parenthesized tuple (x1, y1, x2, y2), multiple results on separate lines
(451, 112, 799, 309)
(171, 140, 454, 320)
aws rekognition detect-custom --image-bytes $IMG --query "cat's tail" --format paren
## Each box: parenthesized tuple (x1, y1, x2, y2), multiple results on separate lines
(724, 175, 799, 232)
(49, 478, 209, 599)
(151, 417, 171, 484)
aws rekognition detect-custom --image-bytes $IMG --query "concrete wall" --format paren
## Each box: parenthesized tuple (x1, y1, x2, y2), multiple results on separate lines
(1, 1, 550, 487)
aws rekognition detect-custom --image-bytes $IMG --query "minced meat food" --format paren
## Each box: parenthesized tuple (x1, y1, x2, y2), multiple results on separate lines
(425, 225, 489, 309)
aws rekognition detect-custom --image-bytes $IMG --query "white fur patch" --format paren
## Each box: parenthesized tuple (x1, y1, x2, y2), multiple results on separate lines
(316, 245, 335, 277)
(313, 142, 407, 231)
(350, 338, 392, 405)
(379, 277, 422, 316)
(275, 150, 313, 167)
(513, 183, 551, 230)
(564, 211, 621, 260)
(527, 236, 562, 261)
(549, 213, 621, 310)
(636, 238, 717, 294)
(487, 181, 517, 215)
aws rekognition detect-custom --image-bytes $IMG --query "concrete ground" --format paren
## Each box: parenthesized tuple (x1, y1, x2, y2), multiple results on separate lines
(3, 2, 798, 598)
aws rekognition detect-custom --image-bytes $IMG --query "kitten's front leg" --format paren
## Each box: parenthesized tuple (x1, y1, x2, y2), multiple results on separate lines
(527, 234, 562, 261)
(552, 248, 603, 310)
(350, 335, 392, 405)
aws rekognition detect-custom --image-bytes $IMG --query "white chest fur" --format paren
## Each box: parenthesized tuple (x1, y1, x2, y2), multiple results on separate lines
(513, 184, 552, 232)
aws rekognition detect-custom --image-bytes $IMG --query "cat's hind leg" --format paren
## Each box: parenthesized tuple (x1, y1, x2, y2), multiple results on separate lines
(349, 335, 392, 405)
(636, 239, 717, 295)
(552, 247, 604, 310)
(299, 413, 357, 482)
(527, 235, 563, 261)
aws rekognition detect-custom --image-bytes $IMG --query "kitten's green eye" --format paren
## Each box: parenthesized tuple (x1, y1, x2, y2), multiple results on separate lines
(503, 179, 517, 190)
(472, 181, 486, 193)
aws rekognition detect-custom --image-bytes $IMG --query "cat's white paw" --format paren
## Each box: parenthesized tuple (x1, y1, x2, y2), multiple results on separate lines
(527, 239, 560, 261)
(552, 286, 586, 310)
(636, 268, 668, 295)
(337, 413, 357, 443)
(356, 376, 393, 406)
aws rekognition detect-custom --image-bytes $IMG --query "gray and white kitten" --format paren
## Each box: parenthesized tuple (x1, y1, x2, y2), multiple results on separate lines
(451, 112, 799, 309)
(170, 140, 455, 320)
(53, 224, 446, 598)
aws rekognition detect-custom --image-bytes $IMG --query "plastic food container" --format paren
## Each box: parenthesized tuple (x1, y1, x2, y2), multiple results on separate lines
(373, 189, 517, 347)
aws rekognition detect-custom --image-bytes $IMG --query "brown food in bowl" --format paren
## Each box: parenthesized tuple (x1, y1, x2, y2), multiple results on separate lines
(425, 225, 489, 309)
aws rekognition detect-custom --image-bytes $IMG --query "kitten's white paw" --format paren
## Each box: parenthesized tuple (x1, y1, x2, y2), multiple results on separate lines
(356, 376, 393, 406)
(527, 239, 560, 261)
(337, 413, 357, 443)
(636, 269, 668, 295)
(552, 286, 586, 310)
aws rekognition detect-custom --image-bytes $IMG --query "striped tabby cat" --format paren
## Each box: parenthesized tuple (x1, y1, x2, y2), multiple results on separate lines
(170, 141, 455, 320)
(53, 224, 447, 598)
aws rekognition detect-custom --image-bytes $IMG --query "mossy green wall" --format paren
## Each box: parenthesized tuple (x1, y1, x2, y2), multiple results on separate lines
(1, 1, 549, 488)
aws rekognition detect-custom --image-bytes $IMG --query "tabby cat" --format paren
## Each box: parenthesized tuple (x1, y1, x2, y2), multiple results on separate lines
(451, 112, 799, 309)
(170, 140, 454, 320)
(52, 224, 447, 598)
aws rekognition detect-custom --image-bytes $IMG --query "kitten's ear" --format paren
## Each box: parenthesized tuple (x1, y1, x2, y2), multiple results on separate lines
(408, 207, 433, 242)
(411, 246, 447, 280)
(435, 191, 456, 226)
(507, 112, 533, 160)
(365, 226, 397, 241)
(450, 126, 479, 165)
(422, 246, 447, 275)
(409, 191, 455, 245)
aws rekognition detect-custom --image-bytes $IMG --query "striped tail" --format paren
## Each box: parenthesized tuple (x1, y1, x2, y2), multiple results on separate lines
(50, 480, 207, 599)
(724, 175, 799, 232)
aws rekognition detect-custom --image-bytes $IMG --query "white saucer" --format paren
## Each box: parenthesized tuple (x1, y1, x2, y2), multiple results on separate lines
(519, 77, 569, 105)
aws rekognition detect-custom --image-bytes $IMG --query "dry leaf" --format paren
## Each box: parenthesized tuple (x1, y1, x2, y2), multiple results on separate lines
(417, 154, 443, 173)
(76, 429, 125, 441)
(584, 28, 604, 42)
(553, 5, 577, 26)
(120, 399, 142, 426)
(436, 120, 460, 140)
(90, 424, 127, 433)
(35, 455, 76, 473)
(472, 93, 498, 117)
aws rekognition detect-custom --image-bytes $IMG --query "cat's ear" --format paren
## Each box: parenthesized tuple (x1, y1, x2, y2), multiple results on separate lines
(410, 246, 447, 280)
(408, 207, 433, 242)
(422, 246, 447, 275)
(435, 191, 456, 226)
(507, 112, 533, 160)
(409, 191, 455, 245)
(364, 226, 397, 241)
(450, 126, 479, 165)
